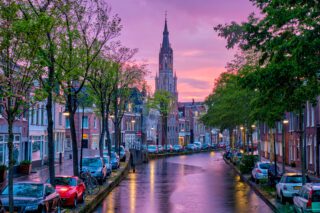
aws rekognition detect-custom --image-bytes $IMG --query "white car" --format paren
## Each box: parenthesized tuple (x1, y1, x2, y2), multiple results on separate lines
(194, 142, 202, 150)
(276, 173, 309, 204)
(147, 145, 158, 153)
(251, 161, 270, 183)
(293, 183, 320, 213)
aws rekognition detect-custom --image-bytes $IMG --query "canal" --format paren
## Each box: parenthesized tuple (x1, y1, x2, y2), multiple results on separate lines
(94, 152, 273, 213)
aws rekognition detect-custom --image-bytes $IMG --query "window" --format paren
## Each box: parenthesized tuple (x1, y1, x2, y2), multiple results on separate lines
(94, 117, 97, 129)
(58, 112, 62, 125)
(41, 108, 44, 125)
(36, 106, 39, 125)
(311, 107, 315, 127)
(82, 116, 88, 129)
(65, 118, 70, 128)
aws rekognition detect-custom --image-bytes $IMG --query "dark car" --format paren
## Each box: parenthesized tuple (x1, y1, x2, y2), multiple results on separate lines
(268, 164, 282, 186)
(225, 151, 233, 160)
(201, 143, 210, 150)
(110, 152, 120, 170)
(0, 182, 61, 212)
(112, 145, 126, 162)
(81, 156, 107, 184)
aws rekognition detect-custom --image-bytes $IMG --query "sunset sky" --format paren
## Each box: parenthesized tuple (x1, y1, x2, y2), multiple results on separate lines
(108, 0, 257, 102)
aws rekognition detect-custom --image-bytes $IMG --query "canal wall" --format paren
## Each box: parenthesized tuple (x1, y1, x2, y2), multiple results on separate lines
(148, 149, 215, 160)
(223, 157, 280, 213)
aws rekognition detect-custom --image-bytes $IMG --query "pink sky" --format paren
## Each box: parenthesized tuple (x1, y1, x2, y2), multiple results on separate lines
(108, 0, 256, 102)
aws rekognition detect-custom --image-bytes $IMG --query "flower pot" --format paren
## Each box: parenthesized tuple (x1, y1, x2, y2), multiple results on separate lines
(0, 170, 7, 183)
(19, 164, 32, 175)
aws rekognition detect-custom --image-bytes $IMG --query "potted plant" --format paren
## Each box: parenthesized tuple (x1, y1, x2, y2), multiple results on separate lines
(0, 165, 7, 183)
(19, 160, 32, 175)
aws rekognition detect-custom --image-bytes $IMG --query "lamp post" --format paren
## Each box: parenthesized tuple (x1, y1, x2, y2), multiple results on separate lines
(251, 124, 256, 155)
(273, 128, 277, 178)
(240, 126, 244, 151)
(282, 118, 289, 173)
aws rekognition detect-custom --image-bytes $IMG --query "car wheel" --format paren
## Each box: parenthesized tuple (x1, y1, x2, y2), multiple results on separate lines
(73, 195, 78, 208)
(255, 177, 259, 184)
(250, 174, 254, 181)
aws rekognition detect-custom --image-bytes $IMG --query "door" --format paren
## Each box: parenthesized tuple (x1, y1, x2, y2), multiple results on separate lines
(82, 139, 88, 149)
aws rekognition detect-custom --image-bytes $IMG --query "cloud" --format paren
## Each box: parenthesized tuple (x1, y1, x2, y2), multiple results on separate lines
(179, 78, 210, 89)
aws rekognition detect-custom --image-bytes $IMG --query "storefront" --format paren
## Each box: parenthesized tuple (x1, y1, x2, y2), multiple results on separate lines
(0, 133, 23, 166)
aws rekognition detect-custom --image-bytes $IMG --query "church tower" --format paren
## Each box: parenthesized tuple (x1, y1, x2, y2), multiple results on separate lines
(155, 16, 179, 145)
(155, 17, 178, 100)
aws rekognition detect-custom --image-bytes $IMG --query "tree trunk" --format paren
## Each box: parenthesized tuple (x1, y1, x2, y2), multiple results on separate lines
(7, 117, 14, 213)
(99, 112, 106, 159)
(299, 108, 306, 184)
(46, 34, 56, 188)
(105, 103, 112, 159)
(273, 129, 277, 177)
(46, 88, 55, 184)
(68, 94, 79, 176)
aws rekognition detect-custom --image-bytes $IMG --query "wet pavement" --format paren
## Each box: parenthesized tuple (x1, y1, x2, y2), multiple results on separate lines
(94, 151, 273, 213)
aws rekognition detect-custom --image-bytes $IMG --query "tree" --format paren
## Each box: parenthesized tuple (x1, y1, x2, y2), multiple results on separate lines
(54, 0, 121, 176)
(201, 71, 255, 151)
(87, 56, 118, 159)
(147, 90, 173, 147)
(0, 1, 45, 211)
(214, 1, 320, 183)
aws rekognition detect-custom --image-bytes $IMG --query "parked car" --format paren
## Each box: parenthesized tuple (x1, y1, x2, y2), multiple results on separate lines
(268, 164, 282, 186)
(164, 144, 173, 152)
(81, 156, 107, 184)
(110, 152, 120, 170)
(0, 182, 61, 212)
(147, 145, 158, 153)
(102, 155, 112, 176)
(218, 142, 226, 149)
(194, 142, 202, 150)
(50, 176, 85, 207)
(211, 143, 217, 149)
(186, 144, 196, 151)
(201, 143, 210, 150)
(224, 150, 233, 160)
(157, 145, 164, 153)
(276, 173, 311, 204)
(112, 145, 126, 161)
(173, 144, 183, 152)
(251, 161, 271, 183)
(293, 183, 320, 213)
(232, 152, 243, 165)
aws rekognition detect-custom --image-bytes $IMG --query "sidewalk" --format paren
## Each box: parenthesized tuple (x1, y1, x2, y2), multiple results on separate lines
(261, 156, 320, 182)
(11, 149, 100, 184)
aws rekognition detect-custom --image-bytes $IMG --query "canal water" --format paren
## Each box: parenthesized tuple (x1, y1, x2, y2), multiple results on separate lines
(94, 152, 273, 213)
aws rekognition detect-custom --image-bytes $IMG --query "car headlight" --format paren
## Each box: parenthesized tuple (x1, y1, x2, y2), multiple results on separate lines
(25, 204, 39, 211)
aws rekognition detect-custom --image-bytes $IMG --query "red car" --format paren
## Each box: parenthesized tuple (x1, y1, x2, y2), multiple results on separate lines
(53, 176, 86, 207)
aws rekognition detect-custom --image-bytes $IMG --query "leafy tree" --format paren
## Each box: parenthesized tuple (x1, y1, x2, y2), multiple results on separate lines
(87, 57, 118, 159)
(0, 1, 45, 211)
(54, 0, 121, 176)
(147, 90, 173, 147)
(214, 1, 320, 183)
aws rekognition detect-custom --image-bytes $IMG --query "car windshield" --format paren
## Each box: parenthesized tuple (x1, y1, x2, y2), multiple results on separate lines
(55, 177, 76, 186)
(260, 163, 270, 169)
(2, 183, 43, 198)
(285, 176, 302, 183)
(82, 158, 102, 167)
(149, 145, 156, 149)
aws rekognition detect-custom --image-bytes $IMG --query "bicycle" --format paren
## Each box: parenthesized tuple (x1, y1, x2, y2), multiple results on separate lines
(80, 169, 100, 195)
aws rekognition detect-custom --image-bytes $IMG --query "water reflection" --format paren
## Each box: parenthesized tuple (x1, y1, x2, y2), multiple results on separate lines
(94, 152, 272, 213)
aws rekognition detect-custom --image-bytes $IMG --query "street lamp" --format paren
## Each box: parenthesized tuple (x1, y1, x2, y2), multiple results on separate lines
(63, 106, 70, 116)
(282, 118, 289, 173)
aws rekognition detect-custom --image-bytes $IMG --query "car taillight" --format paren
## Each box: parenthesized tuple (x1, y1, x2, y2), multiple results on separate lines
(257, 169, 262, 173)
(307, 190, 313, 208)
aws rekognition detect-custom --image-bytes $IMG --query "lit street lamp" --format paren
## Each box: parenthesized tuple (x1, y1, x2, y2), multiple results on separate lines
(282, 118, 289, 173)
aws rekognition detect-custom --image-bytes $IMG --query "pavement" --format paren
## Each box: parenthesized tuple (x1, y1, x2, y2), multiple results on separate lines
(261, 156, 320, 182)
(4, 149, 100, 187)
